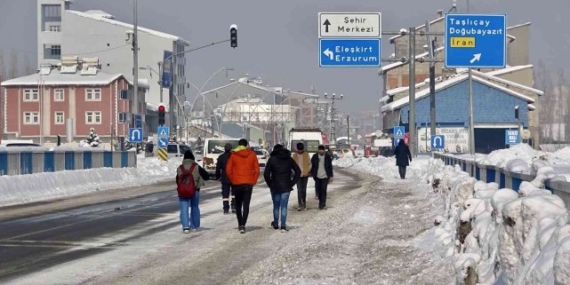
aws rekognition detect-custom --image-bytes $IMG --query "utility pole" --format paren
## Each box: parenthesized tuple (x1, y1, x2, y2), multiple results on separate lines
(157, 61, 163, 103)
(324, 93, 343, 145)
(408, 27, 417, 157)
(426, 21, 437, 140)
(132, 0, 139, 126)
(468, 69, 475, 154)
(347, 114, 350, 145)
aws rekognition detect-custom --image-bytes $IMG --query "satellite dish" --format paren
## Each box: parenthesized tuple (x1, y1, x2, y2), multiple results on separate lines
(521, 129, 531, 140)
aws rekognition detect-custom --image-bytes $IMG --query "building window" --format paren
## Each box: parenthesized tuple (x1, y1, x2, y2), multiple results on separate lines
(42, 4, 61, 21)
(23, 112, 40, 125)
(54, 89, 64, 101)
(49, 25, 60, 32)
(85, 89, 101, 101)
(86, 111, 102, 124)
(44, 44, 61, 60)
(23, 89, 39, 102)
(55, 112, 65, 124)
(51, 45, 61, 56)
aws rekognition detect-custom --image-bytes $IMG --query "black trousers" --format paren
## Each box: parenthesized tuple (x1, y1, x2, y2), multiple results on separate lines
(314, 178, 329, 209)
(221, 183, 235, 211)
(296, 176, 309, 207)
(233, 185, 253, 226)
(398, 166, 407, 179)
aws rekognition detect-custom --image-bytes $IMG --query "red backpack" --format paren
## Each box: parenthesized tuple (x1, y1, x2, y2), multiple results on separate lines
(176, 163, 197, 198)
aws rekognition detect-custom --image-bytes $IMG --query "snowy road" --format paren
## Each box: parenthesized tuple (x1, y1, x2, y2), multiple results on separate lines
(2, 168, 453, 285)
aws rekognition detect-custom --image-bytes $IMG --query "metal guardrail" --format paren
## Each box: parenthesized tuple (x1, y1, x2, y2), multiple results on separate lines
(0, 149, 137, 176)
(432, 152, 570, 209)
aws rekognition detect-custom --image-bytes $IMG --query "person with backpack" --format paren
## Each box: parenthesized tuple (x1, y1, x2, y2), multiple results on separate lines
(226, 139, 260, 234)
(215, 143, 236, 214)
(394, 139, 412, 179)
(176, 150, 207, 233)
(264, 144, 301, 232)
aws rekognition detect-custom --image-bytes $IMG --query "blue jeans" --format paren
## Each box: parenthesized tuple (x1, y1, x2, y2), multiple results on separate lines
(271, 191, 290, 227)
(178, 191, 200, 229)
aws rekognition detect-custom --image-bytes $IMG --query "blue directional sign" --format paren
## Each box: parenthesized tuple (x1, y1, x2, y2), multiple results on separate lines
(505, 130, 520, 145)
(129, 128, 143, 143)
(157, 126, 169, 139)
(444, 14, 507, 68)
(319, 39, 381, 67)
(431, 135, 445, 150)
(393, 126, 405, 146)
(158, 137, 168, 148)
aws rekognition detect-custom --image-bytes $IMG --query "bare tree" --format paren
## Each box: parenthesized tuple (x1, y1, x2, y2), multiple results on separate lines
(8, 49, 19, 80)
(24, 56, 36, 76)
(534, 60, 554, 143)
(0, 49, 6, 80)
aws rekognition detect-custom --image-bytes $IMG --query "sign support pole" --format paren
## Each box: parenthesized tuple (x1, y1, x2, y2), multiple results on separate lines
(408, 27, 417, 157)
(468, 68, 475, 155)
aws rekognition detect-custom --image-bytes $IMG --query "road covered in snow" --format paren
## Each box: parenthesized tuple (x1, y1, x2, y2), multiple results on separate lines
(2, 163, 455, 285)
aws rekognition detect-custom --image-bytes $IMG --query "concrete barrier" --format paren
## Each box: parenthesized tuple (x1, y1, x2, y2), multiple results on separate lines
(0, 149, 137, 176)
(433, 152, 570, 209)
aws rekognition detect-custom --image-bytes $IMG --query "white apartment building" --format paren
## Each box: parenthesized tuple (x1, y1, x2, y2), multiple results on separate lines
(37, 0, 189, 127)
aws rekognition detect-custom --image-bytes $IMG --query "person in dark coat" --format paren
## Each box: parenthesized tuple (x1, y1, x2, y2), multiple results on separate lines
(215, 143, 236, 214)
(310, 145, 334, 210)
(264, 144, 301, 231)
(394, 139, 412, 179)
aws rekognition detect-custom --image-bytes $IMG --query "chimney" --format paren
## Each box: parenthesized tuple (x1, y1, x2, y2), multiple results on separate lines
(437, 10, 443, 17)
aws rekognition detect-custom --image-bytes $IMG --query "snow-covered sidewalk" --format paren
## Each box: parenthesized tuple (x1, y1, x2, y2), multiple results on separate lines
(231, 173, 454, 285)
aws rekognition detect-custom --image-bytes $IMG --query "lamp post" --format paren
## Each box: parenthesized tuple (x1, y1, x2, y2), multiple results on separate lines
(140, 65, 233, 140)
(323, 92, 344, 145)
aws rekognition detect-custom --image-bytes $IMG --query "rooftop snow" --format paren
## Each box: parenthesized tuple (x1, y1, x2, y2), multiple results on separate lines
(2, 69, 128, 87)
(472, 69, 544, 96)
(486, 65, 534, 76)
(66, 10, 190, 46)
(382, 74, 535, 112)
(379, 46, 445, 74)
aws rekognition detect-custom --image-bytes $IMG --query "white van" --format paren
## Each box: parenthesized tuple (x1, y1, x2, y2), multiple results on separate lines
(288, 128, 323, 156)
(202, 138, 240, 174)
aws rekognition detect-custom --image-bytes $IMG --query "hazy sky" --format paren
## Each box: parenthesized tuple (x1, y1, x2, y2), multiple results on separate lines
(1, 0, 569, 113)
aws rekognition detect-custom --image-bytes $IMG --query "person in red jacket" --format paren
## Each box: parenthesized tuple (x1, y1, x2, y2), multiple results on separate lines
(226, 138, 260, 233)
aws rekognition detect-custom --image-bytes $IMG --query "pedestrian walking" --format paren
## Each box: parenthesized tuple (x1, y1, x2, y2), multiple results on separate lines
(216, 143, 236, 214)
(310, 145, 334, 210)
(264, 144, 301, 232)
(394, 139, 412, 179)
(226, 139, 260, 234)
(292, 142, 311, 211)
(176, 150, 207, 233)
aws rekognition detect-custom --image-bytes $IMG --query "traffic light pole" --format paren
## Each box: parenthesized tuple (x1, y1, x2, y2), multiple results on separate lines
(162, 38, 232, 132)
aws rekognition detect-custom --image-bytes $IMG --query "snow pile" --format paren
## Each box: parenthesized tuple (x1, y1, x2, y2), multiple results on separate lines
(474, 144, 570, 175)
(333, 156, 400, 182)
(424, 160, 570, 284)
(0, 156, 182, 208)
(477, 144, 548, 169)
(336, 154, 570, 284)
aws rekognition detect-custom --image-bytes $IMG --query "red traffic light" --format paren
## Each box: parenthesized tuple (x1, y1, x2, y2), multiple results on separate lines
(158, 105, 165, 112)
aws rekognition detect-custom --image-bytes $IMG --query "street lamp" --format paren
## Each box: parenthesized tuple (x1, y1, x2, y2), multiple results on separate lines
(322, 93, 344, 145)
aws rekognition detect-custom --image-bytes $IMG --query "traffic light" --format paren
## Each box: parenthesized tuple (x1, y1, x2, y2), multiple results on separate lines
(57, 135, 61, 146)
(230, 24, 238, 48)
(158, 104, 166, 126)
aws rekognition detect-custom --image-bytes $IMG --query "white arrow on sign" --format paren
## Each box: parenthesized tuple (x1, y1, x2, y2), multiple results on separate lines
(323, 48, 334, 60)
(470, 53, 482, 64)
(432, 136, 443, 148)
(131, 129, 141, 141)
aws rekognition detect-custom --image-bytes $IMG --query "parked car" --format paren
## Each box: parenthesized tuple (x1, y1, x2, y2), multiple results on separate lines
(254, 148, 269, 170)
